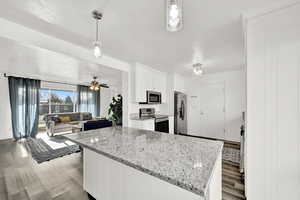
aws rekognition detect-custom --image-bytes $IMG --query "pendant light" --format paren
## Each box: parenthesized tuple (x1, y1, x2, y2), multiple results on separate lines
(193, 63, 204, 76)
(166, 0, 183, 32)
(92, 10, 103, 58)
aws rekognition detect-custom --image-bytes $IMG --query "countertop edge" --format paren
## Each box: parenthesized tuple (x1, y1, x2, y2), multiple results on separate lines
(203, 142, 223, 196)
(64, 135, 210, 197)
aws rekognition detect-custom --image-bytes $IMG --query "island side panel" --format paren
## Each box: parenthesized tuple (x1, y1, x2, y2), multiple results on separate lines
(207, 150, 222, 200)
(83, 148, 205, 200)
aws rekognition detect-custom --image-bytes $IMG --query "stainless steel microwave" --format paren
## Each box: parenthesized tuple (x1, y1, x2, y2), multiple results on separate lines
(146, 91, 161, 104)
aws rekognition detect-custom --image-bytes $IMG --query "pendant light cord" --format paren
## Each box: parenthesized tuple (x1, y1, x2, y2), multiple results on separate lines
(96, 19, 99, 42)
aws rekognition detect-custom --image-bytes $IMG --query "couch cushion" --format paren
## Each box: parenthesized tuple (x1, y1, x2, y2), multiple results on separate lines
(83, 120, 112, 131)
(81, 112, 92, 120)
(59, 116, 71, 123)
(53, 123, 73, 131)
(69, 113, 81, 121)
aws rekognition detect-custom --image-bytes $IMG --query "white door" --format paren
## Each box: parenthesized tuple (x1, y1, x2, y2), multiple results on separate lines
(188, 82, 225, 140)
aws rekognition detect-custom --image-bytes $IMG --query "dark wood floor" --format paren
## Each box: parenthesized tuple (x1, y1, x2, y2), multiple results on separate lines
(0, 139, 245, 200)
(0, 139, 90, 200)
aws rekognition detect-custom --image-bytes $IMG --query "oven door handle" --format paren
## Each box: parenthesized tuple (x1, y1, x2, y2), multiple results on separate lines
(155, 118, 169, 123)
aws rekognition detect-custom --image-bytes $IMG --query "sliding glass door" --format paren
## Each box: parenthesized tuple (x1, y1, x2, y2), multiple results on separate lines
(38, 88, 77, 132)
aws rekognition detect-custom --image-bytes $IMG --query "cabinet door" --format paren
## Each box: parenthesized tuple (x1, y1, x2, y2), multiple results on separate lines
(160, 73, 167, 103)
(130, 120, 155, 131)
(168, 116, 174, 134)
(143, 119, 155, 131)
(135, 66, 152, 102)
(152, 71, 167, 103)
(152, 72, 161, 92)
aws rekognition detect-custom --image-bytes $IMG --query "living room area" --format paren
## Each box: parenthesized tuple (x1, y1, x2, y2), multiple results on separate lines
(0, 35, 124, 163)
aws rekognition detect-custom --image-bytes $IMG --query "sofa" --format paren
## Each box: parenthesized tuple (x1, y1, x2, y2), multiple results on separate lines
(83, 119, 113, 131)
(44, 112, 93, 137)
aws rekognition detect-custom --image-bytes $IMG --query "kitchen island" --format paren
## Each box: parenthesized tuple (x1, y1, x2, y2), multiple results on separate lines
(64, 127, 223, 200)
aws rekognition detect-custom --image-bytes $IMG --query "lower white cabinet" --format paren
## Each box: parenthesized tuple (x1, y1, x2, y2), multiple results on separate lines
(131, 119, 155, 131)
(168, 116, 174, 134)
(83, 148, 207, 200)
(130, 116, 174, 134)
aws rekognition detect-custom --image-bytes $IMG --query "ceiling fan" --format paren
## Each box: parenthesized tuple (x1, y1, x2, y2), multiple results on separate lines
(89, 76, 109, 90)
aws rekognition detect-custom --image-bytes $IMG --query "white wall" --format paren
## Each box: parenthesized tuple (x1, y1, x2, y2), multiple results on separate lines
(100, 88, 121, 118)
(174, 73, 186, 93)
(122, 71, 129, 127)
(0, 75, 12, 140)
(245, 3, 300, 200)
(185, 70, 245, 142)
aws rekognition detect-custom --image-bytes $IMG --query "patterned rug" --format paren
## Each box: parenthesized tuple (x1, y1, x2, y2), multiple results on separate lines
(222, 147, 240, 164)
(24, 135, 80, 164)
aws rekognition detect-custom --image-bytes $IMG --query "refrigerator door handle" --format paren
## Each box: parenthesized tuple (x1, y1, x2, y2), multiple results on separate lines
(179, 101, 185, 120)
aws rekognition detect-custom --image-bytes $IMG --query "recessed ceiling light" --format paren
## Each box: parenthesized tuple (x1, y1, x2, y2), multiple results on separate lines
(193, 63, 204, 76)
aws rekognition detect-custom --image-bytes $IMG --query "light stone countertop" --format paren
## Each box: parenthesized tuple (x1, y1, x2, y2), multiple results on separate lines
(63, 126, 223, 197)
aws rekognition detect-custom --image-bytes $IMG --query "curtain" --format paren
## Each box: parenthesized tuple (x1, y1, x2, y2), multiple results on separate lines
(8, 77, 41, 140)
(77, 85, 100, 117)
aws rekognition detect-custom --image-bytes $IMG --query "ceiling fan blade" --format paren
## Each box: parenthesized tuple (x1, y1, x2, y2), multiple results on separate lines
(100, 84, 109, 88)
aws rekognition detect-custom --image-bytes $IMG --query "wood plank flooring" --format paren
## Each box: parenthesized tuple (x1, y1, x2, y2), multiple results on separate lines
(0, 139, 245, 200)
(0, 139, 90, 200)
(222, 142, 246, 200)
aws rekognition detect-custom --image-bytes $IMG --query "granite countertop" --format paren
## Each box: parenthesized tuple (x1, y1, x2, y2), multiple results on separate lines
(63, 127, 223, 197)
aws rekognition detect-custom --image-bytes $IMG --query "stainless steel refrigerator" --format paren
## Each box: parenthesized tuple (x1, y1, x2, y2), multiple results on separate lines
(174, 91, 187, 135)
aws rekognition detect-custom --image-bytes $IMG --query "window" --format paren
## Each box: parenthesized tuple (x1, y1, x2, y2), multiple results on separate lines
(39, 89, 77, 116)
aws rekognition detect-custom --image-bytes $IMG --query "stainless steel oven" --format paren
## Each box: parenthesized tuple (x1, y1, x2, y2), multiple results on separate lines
(146, 91, 161, 104)
(155, 116, 169, 133)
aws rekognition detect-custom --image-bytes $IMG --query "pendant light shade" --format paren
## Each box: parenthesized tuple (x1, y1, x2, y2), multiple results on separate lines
(92, 10, 103, 58)
(94, 42, 102, 58)
(166, 0, 183, 32)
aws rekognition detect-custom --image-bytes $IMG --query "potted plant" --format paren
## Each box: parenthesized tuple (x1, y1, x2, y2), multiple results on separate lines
(108, 94, 122, 126)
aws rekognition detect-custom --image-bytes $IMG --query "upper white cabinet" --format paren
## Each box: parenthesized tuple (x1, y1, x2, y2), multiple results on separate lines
(132, 63, 167, 103)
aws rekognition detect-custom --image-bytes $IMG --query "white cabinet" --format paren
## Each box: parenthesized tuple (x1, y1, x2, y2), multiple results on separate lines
(134, 65, 152, 102)
(83, 148, 210, 200)
(133, 63, 167, 103)
(130, 117, 173, 134)
(131, 119, 155, 131)
(153, 72, 167, 103)
(168, 116, 174, 134)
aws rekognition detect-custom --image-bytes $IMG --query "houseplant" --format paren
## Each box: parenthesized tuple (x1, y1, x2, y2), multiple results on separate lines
(108, 94, 122, 126)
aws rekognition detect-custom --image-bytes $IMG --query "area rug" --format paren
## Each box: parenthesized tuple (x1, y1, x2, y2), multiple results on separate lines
(24, 135, 80, 164)
(222, 147, 240, 164)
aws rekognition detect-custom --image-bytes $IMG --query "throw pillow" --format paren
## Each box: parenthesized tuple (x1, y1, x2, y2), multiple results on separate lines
(51, 116, 61, 124)
(59, 116, 71, 123)
(82, 113, 92, 120)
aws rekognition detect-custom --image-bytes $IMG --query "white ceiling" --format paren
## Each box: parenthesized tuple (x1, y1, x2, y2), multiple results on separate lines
(0, 37, 122, 89)
(0, 0, 290, 75)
